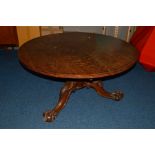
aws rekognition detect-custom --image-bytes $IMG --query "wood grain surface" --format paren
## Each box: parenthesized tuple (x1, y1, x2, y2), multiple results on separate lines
(18, 32, 139, 79)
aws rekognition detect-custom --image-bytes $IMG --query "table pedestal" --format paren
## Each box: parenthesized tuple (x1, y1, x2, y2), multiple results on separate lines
(43, 80, 123, 122)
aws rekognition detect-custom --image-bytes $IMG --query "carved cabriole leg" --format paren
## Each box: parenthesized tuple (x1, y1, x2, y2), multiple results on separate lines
(44, 82, 74, 122)
(43, 81, 85, 122)
(86, 80, 124, 101)
(43, 80, 124, 122)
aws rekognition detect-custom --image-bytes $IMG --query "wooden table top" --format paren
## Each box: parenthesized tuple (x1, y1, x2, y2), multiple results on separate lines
(18, 32, 139, 79)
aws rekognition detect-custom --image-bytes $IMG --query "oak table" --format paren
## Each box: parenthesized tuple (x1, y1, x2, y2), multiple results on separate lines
(18, 32, 139, 122)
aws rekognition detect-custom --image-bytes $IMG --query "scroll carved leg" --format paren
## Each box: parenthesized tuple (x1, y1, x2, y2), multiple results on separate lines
(43, 80, 124, 122)
(86, 80, 124, 101)
(43, 81, 78, 122)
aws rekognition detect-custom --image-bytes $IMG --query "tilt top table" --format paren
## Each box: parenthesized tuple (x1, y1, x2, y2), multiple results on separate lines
(18, 32, 139, 122)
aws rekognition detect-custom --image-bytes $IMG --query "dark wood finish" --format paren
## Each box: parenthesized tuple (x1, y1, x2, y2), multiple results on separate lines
(0, 26, 18, 46)
(43, 80, 124, 122)
(19, 32, 139, 79)
(18, 32, 139, 122)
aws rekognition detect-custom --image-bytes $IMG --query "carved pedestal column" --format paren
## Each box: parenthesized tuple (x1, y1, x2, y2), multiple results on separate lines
(43, 80, 123, 122)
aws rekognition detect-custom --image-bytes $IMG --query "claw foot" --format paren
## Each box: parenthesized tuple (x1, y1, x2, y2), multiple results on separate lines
(111, 91, 124, 101)
(43, 110, 57, 122)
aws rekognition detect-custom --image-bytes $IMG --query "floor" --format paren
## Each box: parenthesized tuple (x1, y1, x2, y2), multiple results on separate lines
(0, 49, 155, 128)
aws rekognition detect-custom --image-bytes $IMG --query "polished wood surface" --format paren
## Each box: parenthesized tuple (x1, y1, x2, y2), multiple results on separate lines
(18, 32, 139, 79)
(43, 80, 124, 122)
(18, 32, 139, 122)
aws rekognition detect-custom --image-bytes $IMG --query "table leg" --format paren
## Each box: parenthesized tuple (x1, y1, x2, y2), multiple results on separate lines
(43, 81, 84, 122)
(86, 80, 124, 101)
(43, 80, 123, 122)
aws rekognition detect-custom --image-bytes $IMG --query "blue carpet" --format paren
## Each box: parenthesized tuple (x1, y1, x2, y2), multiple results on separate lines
(0, 49, 155, 128)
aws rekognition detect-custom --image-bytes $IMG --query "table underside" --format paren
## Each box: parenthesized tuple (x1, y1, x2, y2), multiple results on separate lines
(43, 79, 123, 122)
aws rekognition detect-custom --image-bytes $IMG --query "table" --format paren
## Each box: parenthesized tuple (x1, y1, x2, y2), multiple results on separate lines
(18, 32, 139, 122)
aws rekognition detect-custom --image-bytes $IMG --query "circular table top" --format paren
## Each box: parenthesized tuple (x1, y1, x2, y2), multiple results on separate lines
(18, 32, 139, 79)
